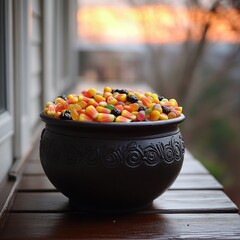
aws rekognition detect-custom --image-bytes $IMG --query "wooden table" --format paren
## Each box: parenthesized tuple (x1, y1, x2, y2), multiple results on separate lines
(0, 142, 240, 239)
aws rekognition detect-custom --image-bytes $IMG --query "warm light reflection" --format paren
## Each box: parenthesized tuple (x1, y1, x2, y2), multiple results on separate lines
(77, 5, 240, 44)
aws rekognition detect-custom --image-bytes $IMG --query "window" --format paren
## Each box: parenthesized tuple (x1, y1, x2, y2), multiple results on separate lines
(0, 0, 14, 182)
(0, 0, 7, 114)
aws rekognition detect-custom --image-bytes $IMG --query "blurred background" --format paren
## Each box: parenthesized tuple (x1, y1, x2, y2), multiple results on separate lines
(1, 0, 240, 208)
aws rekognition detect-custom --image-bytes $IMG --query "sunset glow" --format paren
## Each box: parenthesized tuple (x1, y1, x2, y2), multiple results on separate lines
(77, 5, 240, 44)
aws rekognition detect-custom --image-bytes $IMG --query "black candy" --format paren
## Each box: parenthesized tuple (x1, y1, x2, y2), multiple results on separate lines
(60, 110, 72, 120)
(127, 95, 138, 103)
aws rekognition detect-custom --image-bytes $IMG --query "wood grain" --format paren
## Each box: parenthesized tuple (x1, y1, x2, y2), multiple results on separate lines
(2, 145, 240, 240)
(171, 174, 222, 190)
(10, 190, 238, 213)
(1, 213, 240, 239)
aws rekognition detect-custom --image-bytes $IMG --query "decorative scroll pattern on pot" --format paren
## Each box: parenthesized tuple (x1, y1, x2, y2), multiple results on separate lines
(40, 132, 185, 168)
(102, 135, 185, 168)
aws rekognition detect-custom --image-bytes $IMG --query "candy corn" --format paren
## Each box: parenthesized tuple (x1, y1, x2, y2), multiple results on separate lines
(44, 87, 183, 123)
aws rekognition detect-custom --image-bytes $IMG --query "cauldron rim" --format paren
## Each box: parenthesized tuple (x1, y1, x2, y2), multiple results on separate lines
(40, 112, 185, 129)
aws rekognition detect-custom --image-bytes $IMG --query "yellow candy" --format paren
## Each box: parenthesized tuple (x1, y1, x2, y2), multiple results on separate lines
(175, 106, 183, 114)
(114, 93, 127, 102)
(148, 103, 156, 109)
(97, 113, 115, 122)
(78, 95, 91, 103)
(47, 104, 55, 116)
(94, 94, 106, 103)
(87, 88, 97, 97)
(145, 91, 152, 97)
(78, 100, 87, 108)
(141, 96, 152, 107)
(103, 92, 112, 99)
(88, 99, 99, 107)
(54, 112, 61, 118)
(149, 110, 161, 121)
(96, 106, 111, 114)
(46, 102, 53, 107)
(99, 101, 107, 107)
(85, 105, 99, 119)
(135, 92, 143, 100)
(104, 86, 112, 93)
(115, 116, 131, 123)
(152, 93, 160, 103)
(169, 98, 178, 107)
(159, 113, 168, 120)
(129, 103, 139, 111)
(168, 111, 177, 119)
(55, 97, 66, 105)
(107, 96, 118, 105)
(153, 104, 163, 114)
(79, 113, 93, 122)
(160, 98, 169, 104)
(121, 109, 136, 121)
(68, 104, 82, 121)
(132, 111, 138, 116)
(67, 94, 78, 104)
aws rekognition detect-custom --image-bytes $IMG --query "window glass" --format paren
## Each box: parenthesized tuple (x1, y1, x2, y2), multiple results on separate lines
(0, 0, 7, 114)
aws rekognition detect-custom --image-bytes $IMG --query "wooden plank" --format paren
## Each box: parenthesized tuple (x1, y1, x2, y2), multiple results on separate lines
(151, 190, 238, 213)
(22, 162, 45, 175)
(18, 173, 222, 192)
(10, 190, 238, 213)
(171, 174, 222, 190)
(0, 177, 19, 229)
(1, 213, 240, 239)
(181, 159, 209, 174)
(18, 175, 56, 191)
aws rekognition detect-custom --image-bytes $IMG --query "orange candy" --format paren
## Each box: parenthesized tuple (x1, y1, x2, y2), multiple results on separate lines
(94, 94, 106, 103)
(79, 113, 94, 122)
(47, 104, 56, 116)
(129, 103, 139, 111)
(141, 96, 152, 107)
(107, 96, 118, 105)
(44, 87, 183, 122)
(96, 106, 111, 114)
(114, 93, 127, 102)
(97, 113, 115, 122)
(88, 99, 99, 107)
(67, 94, 78, 104)
(159, 113, 168, 120)
(87, 88, 97, 97)
(68, 104, 82, 121)
(115, 104, 124, 112)
(149, 110, 161, 121)
(85, 105, 99, 119)
(121, 110, 136, 121)
(115, 116, 131, 123)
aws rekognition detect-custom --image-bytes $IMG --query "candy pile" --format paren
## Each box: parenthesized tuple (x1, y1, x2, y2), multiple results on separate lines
(43, 87, 183, 123)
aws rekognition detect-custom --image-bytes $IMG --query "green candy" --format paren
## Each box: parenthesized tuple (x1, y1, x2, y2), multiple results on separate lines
(106, 104, 115, 111)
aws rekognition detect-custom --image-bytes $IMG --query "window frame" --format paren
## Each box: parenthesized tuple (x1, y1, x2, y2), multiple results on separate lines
(0, 0, 7, 114)
(0, 0, 14, 145)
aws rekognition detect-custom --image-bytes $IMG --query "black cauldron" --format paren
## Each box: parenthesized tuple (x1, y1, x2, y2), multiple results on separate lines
(40, 113, 185, 214)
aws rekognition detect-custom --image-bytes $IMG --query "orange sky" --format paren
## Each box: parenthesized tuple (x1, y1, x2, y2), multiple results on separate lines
(77, 5, 240, 44)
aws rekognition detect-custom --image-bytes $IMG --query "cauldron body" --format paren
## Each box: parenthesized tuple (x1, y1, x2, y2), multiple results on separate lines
(40, 113, 185, 213)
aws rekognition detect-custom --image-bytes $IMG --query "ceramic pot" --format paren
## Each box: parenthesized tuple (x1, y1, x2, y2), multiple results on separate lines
(40, 113, 185, 214)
